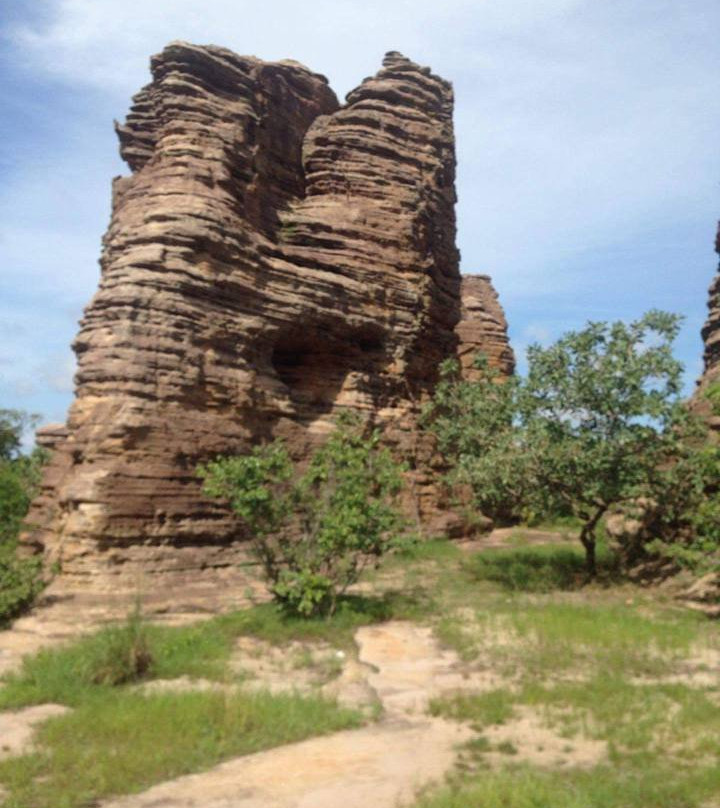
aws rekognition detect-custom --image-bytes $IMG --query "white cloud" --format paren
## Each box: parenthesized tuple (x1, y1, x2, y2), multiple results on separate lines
(6, 0, 583, 94)
(0, 0, 718, 413)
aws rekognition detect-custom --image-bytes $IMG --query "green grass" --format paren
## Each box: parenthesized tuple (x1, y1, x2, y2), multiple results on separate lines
(430, 689, 516, 728)
(507, 601, 702, 678)
(0, 593, 428, 710)
(0, 689, 360, 808)
(409, 539, 720, 808)
(215, 591, 430, 650)
(0, 598, 398, 807)
(0, 615, 235, 708)
(432, 598, 711, 684)
(392, 538, 463, 564)
(2, 536, 719, 808)
(463, 543, 618, 592)
(414, 763, 720, 808)
(518, 677, 720, 763)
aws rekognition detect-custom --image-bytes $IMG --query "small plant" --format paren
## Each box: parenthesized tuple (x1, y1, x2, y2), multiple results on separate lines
(430, 689, 516, 728)
(705, 380, 720, 415)
(199, 413, 405, 617)
(495, 740, 518, 755)
(0, 545, 43, 626)
(84, 602, 153, 685)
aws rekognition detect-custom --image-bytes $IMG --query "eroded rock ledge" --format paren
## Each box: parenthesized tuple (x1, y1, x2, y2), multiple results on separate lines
(24, 43, 512, 588)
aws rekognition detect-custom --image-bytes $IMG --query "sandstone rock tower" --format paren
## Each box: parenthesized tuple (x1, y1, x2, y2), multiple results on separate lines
(26, 43, 513, 587)
(694, 222, 720, 429)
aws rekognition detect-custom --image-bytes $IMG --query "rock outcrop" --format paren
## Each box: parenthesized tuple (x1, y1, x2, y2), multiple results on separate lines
(25, 43, 512, 588)
(693, 222, 720, 430)
(457, 275, 515, 380)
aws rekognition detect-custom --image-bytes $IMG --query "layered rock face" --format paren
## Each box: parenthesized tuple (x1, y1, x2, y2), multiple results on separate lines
(693, 223, 720, 430)
(456, 275, 515, 380)
(25, 43, 511, 587)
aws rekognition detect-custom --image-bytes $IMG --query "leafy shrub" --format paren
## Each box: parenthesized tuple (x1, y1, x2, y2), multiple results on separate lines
(636, 429, 720, 573)
(199, 414, 405, 617)
(0, 544, 43, 625)
(0, 409, 46, 623)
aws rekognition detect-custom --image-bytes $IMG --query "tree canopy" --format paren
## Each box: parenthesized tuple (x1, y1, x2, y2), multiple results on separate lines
(425, 311, 700, 574)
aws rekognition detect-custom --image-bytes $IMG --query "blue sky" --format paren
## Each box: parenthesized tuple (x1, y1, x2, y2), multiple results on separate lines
(1, 0, 719, 435)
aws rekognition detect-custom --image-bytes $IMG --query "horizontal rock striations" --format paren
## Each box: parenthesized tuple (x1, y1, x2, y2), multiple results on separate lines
(25, 43, 512, 587)
(457, 275, 515, 380)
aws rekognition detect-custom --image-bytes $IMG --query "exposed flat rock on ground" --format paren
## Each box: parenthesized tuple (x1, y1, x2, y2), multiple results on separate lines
(101, 720, 468, 808)
(97, 619, 615, 808)
(102, 621, 473, 808)
(0, 704, 70, 760)
(0, 571, 266, 678)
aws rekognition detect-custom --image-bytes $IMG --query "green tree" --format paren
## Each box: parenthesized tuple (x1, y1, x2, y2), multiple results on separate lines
(0, 409, 46, 622)
(425, 311, 694, 576)
(199, 414, 405, 617)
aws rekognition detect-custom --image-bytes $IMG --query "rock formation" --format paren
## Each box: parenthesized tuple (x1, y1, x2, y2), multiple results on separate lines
(693, 222, 720, 430)
(456, 275, 515, 380)
(24, 42, 512, 588)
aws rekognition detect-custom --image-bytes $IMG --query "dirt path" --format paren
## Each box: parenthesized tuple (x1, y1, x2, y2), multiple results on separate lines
(100, 622, 473, 808)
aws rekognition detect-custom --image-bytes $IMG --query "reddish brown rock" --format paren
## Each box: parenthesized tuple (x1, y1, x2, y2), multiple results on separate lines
(25, 43, 511, 588)
(34, 424, 69, 453)
(692, 222, 720, 430)
(457, 275, 515, 379)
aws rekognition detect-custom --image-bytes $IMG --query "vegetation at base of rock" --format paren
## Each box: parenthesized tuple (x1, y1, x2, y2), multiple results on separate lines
(425, 311, 720, 576)
(641, 439, 720, 573)
(464, 542, 620, 592)
(0, 593, 423, 710)
(199, 413, 405, 617)
(0, 690, 360, 808)
(705, 380, 720, 414)
(0, 409, 46, 624)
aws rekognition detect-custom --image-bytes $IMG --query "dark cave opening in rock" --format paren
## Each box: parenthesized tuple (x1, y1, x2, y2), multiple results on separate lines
(271, 325, 387, 414)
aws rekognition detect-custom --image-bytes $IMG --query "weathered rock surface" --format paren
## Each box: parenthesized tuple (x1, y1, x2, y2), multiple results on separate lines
(457, 274, 514, 379)
(0, 704, 71, 761)
(693, 221, 720, 429)
(100, 622, 474, 808)
(24, 43, 511, 588)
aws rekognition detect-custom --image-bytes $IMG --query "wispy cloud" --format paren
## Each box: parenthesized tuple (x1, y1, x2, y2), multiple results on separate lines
(1, 0, 718, 420)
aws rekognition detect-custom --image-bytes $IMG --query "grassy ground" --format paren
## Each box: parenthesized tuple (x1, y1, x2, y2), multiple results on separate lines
(0, 601, 393, 808)
(398, 538, 720, 808)
(1, 534, 718, 808)
(0, 572, 430, 806)
(0, 690, 358, 808)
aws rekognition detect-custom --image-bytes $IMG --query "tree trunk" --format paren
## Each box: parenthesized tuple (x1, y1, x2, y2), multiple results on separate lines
(580, 530, 597, 577)
(579, 506, 606, 578)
